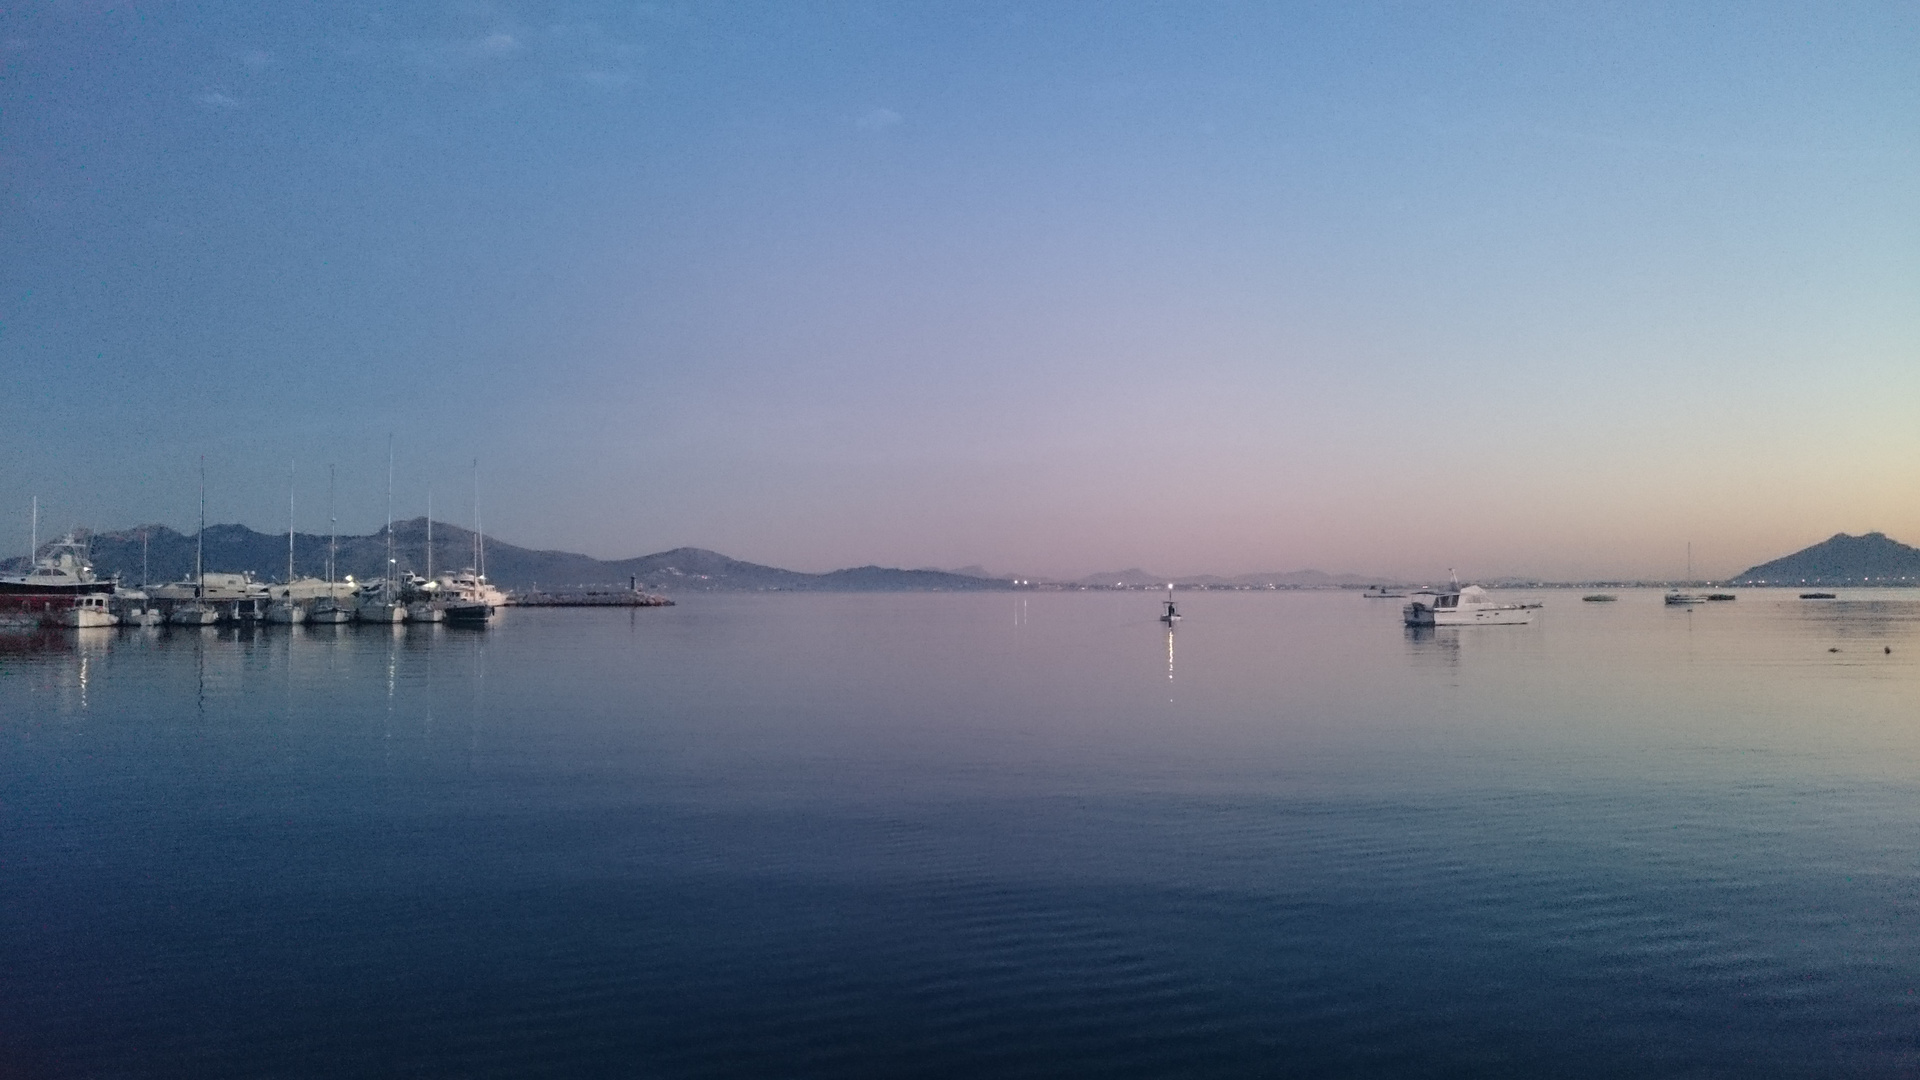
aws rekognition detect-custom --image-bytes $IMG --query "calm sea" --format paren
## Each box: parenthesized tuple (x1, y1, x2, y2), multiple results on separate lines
(4, 590, 1920, 1077)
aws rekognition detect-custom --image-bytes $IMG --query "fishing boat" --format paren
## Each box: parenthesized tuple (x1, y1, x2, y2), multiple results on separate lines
(1663, 591, 1708, 605)
(1362, 586, 1407, 598)
(1403, 580, 1536, 626)
(1582, 594, 1618, 602)
(1159, 585, 1181, 625)
(1800, 592, 1837, 600)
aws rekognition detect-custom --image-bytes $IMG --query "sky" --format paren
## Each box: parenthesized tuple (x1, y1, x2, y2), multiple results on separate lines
(2, 2, 1915, 580)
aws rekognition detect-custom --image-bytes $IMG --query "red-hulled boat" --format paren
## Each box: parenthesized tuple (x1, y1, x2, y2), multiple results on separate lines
(0, 535, 115, 628)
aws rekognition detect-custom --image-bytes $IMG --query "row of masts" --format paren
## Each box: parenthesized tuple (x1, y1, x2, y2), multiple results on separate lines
(18, 451, 486, 594)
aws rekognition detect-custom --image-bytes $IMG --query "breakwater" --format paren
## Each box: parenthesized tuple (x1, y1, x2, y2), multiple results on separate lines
(511, 590, 674, 608)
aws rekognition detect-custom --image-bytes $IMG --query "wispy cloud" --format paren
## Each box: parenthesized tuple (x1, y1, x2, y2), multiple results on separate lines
(462, 32, 521, 60)
(856, 108, 902, 131)
(195, 90, 241, 110)
(239, 49, 273, 71)
(342, 21, 643, 89)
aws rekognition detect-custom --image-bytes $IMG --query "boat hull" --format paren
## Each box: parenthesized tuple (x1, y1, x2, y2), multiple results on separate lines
(56, 607, 117, 628)
(1405, 607, 1535, 626)
(442, 600, 490, 624)
(406, 601, 446, 623)
(169, 606, 220, 626)
(357, 602, 407, 624)
(265, 602, 307, 625)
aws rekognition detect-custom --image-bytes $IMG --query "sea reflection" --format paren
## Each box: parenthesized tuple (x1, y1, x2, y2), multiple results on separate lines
(8, 594, 1920, 1077)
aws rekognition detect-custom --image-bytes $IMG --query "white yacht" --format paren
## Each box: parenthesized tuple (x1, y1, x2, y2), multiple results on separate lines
(436, 569, 506, 611)
(1403, 584, 1537, 626)
(430, 570, 496, 623)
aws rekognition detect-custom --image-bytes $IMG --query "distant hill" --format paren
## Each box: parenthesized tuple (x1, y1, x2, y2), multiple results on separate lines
(1730, 532, 1920, 585)
(0, 520, 1012, 593)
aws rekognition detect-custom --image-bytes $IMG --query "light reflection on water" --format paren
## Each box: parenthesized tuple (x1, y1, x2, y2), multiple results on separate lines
(3, 590, 1920, 1077)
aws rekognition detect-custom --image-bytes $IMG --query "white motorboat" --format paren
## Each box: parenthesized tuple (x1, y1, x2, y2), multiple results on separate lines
(1403, 584, 1536, 626)
(435, 569, 505, 613)
(56, 593, 117, 628)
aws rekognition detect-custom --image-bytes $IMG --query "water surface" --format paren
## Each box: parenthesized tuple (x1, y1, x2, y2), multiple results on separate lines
(4, 590, 1920, 1077)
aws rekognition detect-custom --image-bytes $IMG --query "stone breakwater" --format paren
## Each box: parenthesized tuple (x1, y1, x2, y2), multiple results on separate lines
(510, 590, 675, 608)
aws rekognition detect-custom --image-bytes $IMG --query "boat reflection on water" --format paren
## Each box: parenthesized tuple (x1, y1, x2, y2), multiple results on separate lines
(1403, 623, 1463, 668)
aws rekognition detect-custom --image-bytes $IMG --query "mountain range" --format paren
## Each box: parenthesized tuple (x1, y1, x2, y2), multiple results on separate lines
(1729, 532, 1920, 585)
(18, 522, 1907, 590)
(1, 520, 1011, 592)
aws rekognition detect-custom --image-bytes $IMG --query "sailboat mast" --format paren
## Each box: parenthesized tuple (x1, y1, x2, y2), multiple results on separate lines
(385, 436, 394, 591)
(29, 496, 37, 565)
(287, 461, 296, 586)
(327, 465, 336, 586)
(426, 483, 433, 582)
(473, 459, 484, 580)
(142, 529, 149, 588)
(196, 456, 205, 598)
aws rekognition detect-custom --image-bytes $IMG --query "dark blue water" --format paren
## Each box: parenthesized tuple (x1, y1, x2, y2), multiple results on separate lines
(5, 591, 1920, 1077)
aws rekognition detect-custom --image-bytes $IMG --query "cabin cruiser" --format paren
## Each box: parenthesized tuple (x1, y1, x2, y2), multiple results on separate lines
(0, 534, 117, 628)
(1403, 584, 1537, 626)
(436, 568, 507, 611)
(429, 570, 496, 623)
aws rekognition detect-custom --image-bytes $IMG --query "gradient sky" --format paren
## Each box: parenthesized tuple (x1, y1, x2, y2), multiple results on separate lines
(3, 2, 1915, 580)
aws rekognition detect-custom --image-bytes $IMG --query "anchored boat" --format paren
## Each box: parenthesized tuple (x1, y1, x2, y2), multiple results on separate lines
(1403, 583, 1536, 626)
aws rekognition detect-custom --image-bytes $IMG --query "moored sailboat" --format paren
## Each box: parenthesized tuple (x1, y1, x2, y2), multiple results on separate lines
(265, 463, 306, 624)
(169, 460, 220, 626)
